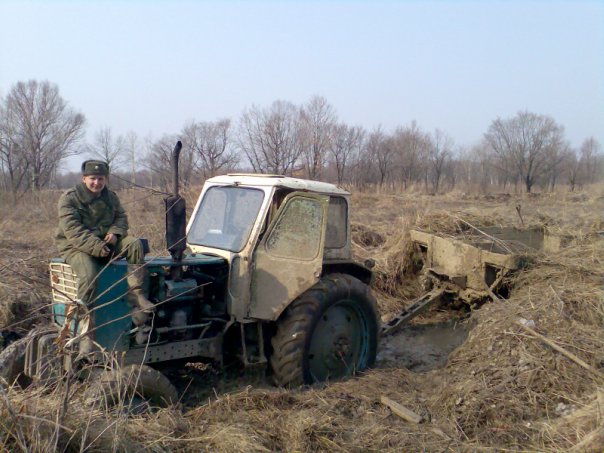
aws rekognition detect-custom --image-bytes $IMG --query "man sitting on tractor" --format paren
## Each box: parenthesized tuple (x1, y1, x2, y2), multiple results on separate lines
(55, 160, 154, 354)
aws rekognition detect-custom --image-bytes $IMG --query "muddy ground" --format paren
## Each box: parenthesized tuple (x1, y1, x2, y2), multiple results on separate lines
(161, 316, 471, 409)
(378, 319, 470, 372)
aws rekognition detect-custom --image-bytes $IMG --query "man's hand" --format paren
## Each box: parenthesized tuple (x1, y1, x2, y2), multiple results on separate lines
(100, 245, 111, 257)
(104, 233, 118, 246)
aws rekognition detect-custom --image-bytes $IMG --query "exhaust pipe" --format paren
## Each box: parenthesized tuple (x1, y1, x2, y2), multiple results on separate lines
(164, 140, 186, 280)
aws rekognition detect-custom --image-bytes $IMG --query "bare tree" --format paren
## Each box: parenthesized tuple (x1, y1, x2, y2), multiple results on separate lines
(391, 122, 430, 190)
(238, 101, 302, 175)
(351, 143, 377, 190)
(299, 95, 337, 180)
(146, 135, 198, 191)
(427, 129, 453, 193)
(0, 80, 85, 192)
(329, 124, 364, 185)
(366, 127, 392, 188)
(444, 148, 460, 190)
(579, 137, 602, 184)
(566, 147, 581, 192)
(124, 131, 139, 184)
(470, 142, 496, 191)
(0, 101, 28, 192)
(545, 141, 569, 191)
(87, 127, 125, 168)
(184, 119, 238, 179)
(456, 146, 476, 189)
(485, 111, 565, 193)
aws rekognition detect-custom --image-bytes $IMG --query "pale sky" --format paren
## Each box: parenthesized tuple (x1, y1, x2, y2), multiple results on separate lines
(1, 0, 603, 171)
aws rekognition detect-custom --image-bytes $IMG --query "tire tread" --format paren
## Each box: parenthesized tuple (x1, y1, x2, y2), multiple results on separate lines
(270, 273, 379, 387)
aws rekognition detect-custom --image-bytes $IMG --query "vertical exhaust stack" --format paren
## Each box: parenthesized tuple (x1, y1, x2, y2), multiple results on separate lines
(164, 140, 186, 281)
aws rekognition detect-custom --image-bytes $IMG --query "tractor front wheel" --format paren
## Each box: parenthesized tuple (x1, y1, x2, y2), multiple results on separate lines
(0, 334, 30, 388)
(0, 328, 55, 389)
(84, 364, 178, 409)
(270, 273, 379, 387)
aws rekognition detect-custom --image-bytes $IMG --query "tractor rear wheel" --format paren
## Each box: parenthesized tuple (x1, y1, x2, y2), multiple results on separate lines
(270, 273, 379, 387)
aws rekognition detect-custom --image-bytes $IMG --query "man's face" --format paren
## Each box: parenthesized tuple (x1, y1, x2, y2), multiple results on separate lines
(82, 175, 107, 194)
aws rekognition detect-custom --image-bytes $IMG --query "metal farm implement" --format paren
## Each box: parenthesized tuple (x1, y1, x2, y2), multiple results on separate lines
(382, 226, 568, 336)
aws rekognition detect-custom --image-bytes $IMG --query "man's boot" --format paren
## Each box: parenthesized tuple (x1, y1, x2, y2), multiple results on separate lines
(75, 312, 98, 361)
(126, 265, 155, 314)
(126, 265, 155, 345)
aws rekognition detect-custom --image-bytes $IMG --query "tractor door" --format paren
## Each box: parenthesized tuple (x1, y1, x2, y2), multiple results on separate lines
(248, 192, 328, 320)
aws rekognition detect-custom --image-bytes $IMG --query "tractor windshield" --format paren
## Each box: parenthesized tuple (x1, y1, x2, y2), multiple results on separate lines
(188, 186, 265, 252)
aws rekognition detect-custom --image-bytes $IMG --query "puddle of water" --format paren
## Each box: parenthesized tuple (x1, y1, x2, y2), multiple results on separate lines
(377, 319, 469, 372)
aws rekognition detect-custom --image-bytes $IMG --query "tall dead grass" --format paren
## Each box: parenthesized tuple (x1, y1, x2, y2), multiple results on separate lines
(0, 185, 602, 451)
(432, 236, 603, 450)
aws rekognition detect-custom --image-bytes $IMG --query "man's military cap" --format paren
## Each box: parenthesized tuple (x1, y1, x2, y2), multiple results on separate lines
(81, 160, 109, 176)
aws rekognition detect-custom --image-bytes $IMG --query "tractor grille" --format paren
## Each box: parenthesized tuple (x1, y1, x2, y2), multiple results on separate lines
(49, 262, 78, 303)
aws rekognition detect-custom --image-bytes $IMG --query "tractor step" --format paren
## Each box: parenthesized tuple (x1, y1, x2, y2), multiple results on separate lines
(381, 288, 446, 336)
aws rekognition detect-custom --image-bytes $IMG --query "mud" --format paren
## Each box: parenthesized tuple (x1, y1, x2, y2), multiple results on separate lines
(172, 318, 471, 406)
(377, 318, 470, 372)
(168, 361, 272, 408)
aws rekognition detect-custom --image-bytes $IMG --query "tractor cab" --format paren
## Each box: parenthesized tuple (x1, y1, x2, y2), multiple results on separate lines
(186, 174, 361, 322)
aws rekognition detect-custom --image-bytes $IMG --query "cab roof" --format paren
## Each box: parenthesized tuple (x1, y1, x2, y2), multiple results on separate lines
(205, 174, 350, 196)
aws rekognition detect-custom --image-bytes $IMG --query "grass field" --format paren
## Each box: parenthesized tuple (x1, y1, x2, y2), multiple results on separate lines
(0, 184, 602, 452)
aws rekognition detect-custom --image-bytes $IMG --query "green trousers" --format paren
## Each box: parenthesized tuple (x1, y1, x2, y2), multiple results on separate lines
(62, 236, 144, 307)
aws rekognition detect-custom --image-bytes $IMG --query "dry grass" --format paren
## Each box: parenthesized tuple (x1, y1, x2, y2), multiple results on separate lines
(0, 184, 603, 451)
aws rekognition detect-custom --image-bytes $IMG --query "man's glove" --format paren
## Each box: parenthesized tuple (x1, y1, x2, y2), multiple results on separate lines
(100, 245, 111, 257)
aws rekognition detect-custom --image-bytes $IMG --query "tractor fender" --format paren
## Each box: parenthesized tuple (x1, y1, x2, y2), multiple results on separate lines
(321, 260, 374, 285)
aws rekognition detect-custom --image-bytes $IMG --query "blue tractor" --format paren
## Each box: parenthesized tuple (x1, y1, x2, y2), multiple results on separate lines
(0, 142, 379, 403)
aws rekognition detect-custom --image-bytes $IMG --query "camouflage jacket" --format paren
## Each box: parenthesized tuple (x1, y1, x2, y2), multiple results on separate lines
(55, 183, 129, 257)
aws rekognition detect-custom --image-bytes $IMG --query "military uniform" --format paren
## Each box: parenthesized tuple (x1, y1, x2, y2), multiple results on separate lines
(55, 182, 144, 305)
(56, 160, 154, 351)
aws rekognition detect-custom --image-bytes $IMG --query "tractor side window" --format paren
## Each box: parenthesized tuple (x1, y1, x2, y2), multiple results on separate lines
(325, 196, 347, 249)
(265, 197, 323, 260)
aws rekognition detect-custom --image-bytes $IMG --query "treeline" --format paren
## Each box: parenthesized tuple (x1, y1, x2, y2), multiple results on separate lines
(1, 80, 602, 195)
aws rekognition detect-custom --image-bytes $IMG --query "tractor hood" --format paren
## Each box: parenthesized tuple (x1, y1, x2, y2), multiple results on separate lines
(144, 254, 226, 267)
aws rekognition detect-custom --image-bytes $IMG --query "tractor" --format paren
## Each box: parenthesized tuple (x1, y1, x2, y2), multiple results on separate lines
(0, 142, 379, 402)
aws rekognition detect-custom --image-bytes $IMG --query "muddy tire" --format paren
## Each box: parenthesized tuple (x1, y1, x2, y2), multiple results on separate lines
(85, 364, 178, 408)
(0, 328, 66, 389)
(270, 273, 379, 387)
(0, 335, 30, 388)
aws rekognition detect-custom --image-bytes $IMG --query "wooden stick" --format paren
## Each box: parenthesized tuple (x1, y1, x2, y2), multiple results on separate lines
(515, 321, 604, 380)
(515, 204, 525, 227)
(452, 216, 514, 254)
(430, 427, 452, 441)
(380, 396, 422, 423)
(483, 280, 501, 301)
